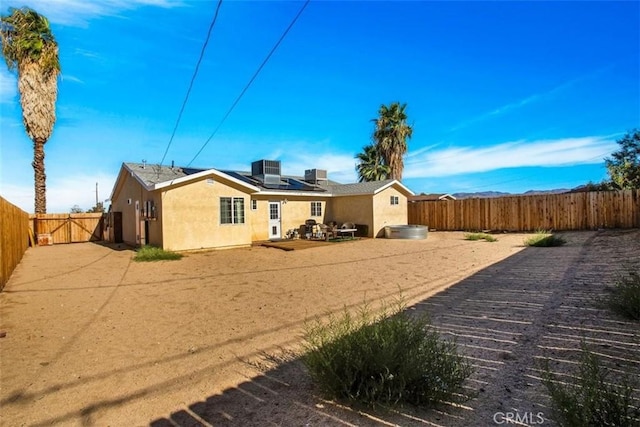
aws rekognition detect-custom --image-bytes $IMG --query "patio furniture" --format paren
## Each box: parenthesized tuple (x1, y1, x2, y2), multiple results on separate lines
(303, 219, 328, 240)
(320, 221, 339, 241)
(303, 219, 317, 239)
(338, 222, 357, 239)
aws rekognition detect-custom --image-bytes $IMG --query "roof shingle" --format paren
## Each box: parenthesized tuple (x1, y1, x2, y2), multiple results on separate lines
(124, 163, 411, 196)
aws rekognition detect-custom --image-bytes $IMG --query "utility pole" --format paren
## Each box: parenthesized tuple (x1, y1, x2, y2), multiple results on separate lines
(95, 182, 99, 208)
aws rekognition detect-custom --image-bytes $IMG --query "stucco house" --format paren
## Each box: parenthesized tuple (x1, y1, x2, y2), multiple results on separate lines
(108, 160, 414, 251)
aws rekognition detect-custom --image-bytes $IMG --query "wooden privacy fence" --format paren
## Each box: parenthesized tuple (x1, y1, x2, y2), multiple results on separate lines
(408, 190, 640, 232)
(1, 197, 29, 290)
(30, 213, 104, 245)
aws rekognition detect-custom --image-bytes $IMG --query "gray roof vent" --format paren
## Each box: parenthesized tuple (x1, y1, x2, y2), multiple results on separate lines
(304, 169, 328, 185)
(251, 160, 281, 185)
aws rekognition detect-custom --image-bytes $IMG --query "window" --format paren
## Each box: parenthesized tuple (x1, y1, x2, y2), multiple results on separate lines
(390, 196, 399, 206)
(270, 203, 279, 220)
(311, 201, 322, 217)
(144, 200, 156, 219)
(220, 197, 245, 224)
(234, 198, 245, 223)
(251, 199, 257, 210)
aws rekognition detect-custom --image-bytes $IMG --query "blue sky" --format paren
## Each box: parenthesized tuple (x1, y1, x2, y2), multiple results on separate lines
(1, 0, 638, 212)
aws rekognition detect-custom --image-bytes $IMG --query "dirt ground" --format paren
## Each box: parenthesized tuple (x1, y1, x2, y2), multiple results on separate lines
(1, 230, 638, 426)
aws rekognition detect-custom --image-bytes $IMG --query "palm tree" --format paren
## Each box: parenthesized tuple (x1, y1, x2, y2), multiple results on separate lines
(1, 7, 60, 213)
(355, 144, 390, 182)
(372, 102, 413, 181)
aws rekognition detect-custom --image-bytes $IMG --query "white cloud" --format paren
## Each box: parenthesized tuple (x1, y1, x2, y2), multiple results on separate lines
(275, 135, 617, 184)
(450, 94, 543, 132)
(0, 69, 16, 104)
(61, 75, 84, 84)
(1, 172, 117, 213)
(404, 135, 618, 179)
(0, 183, 32, 212)
(2, 0, 186, 27)
(449, 67, 610, 132)
(281, 152, 358, 184)
(73, 48, 103, 59)
(218, 135, 617, 185)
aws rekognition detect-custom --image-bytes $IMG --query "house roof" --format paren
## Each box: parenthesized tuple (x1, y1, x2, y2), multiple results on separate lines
(115, 162, 414, 198)
(124, 162, 198, 186)
(409, 193, 456, 201)
(119, 162, 260, 194)
(329, 180, 413, 197)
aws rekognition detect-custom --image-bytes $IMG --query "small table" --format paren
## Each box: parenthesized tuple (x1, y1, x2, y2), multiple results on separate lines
(337, 228, 357, 239)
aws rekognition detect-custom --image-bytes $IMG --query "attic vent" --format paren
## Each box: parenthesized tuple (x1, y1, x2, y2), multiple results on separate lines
(251, 160, 281, 185)
(304, 169, 328, 185)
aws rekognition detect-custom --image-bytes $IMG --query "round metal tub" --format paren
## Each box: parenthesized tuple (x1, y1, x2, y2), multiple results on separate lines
(384, 225, 428, 239)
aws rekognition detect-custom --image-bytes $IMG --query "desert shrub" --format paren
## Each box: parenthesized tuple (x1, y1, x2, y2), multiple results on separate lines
(524, 230, 566, 247)
(133, 245, 183, 262)
(603, 270, 640, 320)
(541, 342, 640, 427)
(303, 302, 472, 408)
(464, 232, 497, 242)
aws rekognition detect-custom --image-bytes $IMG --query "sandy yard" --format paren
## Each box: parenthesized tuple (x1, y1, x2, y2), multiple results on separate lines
(1, 230, 638, 426)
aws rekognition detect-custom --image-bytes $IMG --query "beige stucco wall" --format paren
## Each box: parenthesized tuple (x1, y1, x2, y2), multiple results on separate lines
(327, 186, 409, 238)
(250, 195, 329, 241)
(371, 187, 409, 237)
(145, 190, 163, 247)
(249, 196, 270, 241)
(161, 176, 253, 251)
(329, 195, 374, 237)
(110, 170, 147, 247)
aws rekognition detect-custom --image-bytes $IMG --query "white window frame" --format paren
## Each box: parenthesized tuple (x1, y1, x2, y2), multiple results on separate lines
(220, 197, 245, 224)
(311, 201, 322, 217)
(251, 199, 257, 211)
(390, 196, 399, 206)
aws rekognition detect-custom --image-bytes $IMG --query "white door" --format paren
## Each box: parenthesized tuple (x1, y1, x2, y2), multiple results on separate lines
(268, 201, 281, 239)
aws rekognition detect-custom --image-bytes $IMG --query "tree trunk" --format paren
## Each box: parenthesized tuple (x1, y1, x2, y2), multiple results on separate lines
(33, 138, 46, 214)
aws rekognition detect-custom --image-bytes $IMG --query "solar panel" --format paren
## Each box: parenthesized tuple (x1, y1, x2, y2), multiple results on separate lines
(219, 170, 327, 192)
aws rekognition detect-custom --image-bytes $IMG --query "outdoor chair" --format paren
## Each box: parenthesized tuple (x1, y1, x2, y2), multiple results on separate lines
(321, 221, 339, 241)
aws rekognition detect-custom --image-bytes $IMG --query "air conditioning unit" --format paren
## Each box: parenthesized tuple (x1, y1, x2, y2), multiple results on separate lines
(304, 169, 328, 184)
(252, 160, 282, 185)
(252, 160, 281, 176)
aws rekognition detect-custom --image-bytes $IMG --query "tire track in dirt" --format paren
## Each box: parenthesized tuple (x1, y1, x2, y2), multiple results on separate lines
(1, 254, 133, 409)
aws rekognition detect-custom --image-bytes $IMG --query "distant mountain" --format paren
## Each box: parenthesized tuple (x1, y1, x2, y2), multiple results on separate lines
(452, 191, 511, 199)
(452, 189, 570, 199)
(522, 188, 570, 196)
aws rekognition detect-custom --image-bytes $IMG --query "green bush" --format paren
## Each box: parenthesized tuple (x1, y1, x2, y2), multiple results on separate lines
(133, 245, 183, 262)
(524, 231, 566, 247)
(604, 270, 640, 321)
(541, 343, 640, 427)
(464, 232, 497, 242)
(303, 302, 472, 408)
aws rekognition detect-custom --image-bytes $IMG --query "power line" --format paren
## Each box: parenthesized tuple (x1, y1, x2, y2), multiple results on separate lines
(186, 0, 311, 167)
(159, 0, 224, 166)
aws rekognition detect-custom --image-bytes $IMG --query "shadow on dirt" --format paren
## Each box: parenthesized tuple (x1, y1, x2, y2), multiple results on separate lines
(148, 230, 640, 426)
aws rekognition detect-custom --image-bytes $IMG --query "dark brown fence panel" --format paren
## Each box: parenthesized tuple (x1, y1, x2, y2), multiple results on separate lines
(1, 197, 29, 290)
(408, 190, 640, 231)
(29, 213, 104, 244)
